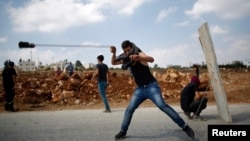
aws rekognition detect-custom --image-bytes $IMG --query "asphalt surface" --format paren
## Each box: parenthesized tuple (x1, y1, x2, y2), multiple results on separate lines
(0, 104, 249, 141)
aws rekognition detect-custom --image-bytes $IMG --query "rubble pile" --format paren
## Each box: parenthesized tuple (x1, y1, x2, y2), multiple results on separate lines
(0, 68, 210, 106)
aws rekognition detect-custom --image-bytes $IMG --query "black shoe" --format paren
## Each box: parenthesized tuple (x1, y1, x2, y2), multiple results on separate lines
(115, 131, 126, 140)
(184, 112, 192, 119)
(183, 125, 195, 139)
(9, 105, 19, 112)
(10, 108, 19, 112)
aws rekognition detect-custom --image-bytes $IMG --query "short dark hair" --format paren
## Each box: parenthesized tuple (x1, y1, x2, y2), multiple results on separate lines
(97, 55, 104, 61)
(121, 40, 133, 49)
(9, 61, 14, 67)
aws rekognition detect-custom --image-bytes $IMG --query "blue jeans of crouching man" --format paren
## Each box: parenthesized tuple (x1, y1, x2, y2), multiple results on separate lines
(98, 81, 110, 111)
(120, 81, 186, 133)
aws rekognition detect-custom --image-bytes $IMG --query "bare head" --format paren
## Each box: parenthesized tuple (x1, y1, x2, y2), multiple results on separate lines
(121, 40, 133, 56)
(97, 55, 104, 62)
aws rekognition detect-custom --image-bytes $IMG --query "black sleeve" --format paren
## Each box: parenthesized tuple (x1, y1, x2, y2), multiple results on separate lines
(180, 84, 196, 112)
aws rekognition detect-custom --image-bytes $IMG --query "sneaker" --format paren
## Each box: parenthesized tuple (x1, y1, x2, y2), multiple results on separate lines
(183, 125, 195, 139)
(115, 131, 126, 140)
(193, 115, 207, 121)
(103, 110, 111, 113)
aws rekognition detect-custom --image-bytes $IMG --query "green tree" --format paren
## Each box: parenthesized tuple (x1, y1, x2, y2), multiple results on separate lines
(75, 60, 85, 71)
(232, 61, 245, 68)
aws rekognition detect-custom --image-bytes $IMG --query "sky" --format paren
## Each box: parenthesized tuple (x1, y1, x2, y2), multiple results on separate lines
(0, 0, 250, 69)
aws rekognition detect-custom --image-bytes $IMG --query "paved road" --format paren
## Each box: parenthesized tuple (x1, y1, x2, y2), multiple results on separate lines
(0, 104, 249, 141)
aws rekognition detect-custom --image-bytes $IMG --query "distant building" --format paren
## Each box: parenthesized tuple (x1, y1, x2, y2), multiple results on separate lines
(83, 63, 95, 69)
(51, 60, 68, 71)
(167, 65, 181, 69)
(246, 61, 250, 68)
(18, 59, 36, 71)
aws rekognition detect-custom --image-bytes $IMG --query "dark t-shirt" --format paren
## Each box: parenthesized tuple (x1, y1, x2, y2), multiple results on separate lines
(96, 63, 108, 82)
(2, 67, 17, 88)
(130, 62, 156, 86)
(67, 64, 74, 73)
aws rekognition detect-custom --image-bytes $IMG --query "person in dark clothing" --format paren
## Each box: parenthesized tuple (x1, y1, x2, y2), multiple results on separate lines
(66, 62, 74, 76)
(110, 40, 195, 140)
(2, 61, 17, 112)
(92, 55, 111, 113)
(180, 65, 208, 120)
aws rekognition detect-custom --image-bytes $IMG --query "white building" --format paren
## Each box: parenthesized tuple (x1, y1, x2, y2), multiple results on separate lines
(18, 59, 36, 71)
(83, 63, 95, 69)
(245, 59, 250, 68)
(53, 60, 68, 71)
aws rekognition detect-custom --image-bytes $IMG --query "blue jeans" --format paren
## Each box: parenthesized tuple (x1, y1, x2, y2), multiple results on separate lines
(98, 81, 110, 111)
(120, 81, 186, 132)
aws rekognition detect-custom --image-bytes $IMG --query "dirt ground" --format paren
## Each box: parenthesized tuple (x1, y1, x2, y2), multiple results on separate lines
(0, 68, 249, 112)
